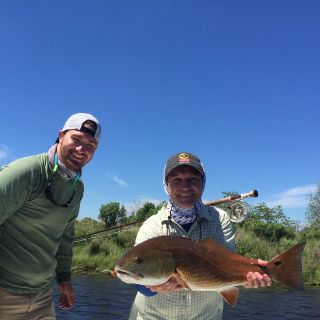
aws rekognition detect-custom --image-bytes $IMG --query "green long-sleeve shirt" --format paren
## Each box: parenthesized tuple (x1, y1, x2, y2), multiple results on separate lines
(0, 153, 83, 293)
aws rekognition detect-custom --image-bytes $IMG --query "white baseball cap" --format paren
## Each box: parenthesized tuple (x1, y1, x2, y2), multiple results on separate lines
(57, 113, 101, 143)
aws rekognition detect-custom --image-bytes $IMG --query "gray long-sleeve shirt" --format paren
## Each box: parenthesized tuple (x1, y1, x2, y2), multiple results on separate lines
(129, 204, 235, 320)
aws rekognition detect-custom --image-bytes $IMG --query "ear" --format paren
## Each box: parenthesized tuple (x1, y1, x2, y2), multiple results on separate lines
(57, 131, 65, 143)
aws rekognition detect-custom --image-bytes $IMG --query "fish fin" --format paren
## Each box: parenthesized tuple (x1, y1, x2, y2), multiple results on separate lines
(219, 287, 239, 307)
(268, 242, 305, 290)
(172, 271, 191, 290)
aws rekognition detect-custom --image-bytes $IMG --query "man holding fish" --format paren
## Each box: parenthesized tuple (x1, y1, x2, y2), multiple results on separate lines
(125, 152, 273, 320)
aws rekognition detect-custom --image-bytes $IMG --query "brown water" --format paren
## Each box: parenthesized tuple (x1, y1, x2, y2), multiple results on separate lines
(54, 274, 320, 319)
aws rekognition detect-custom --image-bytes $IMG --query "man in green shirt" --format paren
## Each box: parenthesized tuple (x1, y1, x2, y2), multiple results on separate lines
(0, 113, 101, 319)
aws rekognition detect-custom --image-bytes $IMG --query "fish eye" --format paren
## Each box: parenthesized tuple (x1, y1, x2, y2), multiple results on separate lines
(134, 256, 143, 264)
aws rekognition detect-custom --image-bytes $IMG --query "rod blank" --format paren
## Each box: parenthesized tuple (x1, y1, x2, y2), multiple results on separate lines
(205, 189, 258, 206)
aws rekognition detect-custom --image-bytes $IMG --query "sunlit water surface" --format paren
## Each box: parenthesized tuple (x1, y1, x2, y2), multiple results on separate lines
(54, 274, 320, 320)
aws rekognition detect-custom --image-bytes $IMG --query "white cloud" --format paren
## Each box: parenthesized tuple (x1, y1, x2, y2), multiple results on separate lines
(107, 173, 129, 187)
(265, 184, 317, 208)
(0, 144, 9, 161)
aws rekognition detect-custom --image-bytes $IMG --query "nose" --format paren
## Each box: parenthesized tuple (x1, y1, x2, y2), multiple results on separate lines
(180, 179, 191, 189)
(75, 144, 87, 153)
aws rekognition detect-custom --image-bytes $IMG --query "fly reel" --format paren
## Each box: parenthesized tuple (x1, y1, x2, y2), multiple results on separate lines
(227, 200, 251, 223)
(205, 189, 258, 224)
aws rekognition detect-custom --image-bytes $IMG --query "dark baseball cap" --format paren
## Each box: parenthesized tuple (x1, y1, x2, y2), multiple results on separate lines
(164, 152, 205, 181)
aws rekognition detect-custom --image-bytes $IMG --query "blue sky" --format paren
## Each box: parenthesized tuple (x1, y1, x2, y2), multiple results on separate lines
(1, 1, 319, 223)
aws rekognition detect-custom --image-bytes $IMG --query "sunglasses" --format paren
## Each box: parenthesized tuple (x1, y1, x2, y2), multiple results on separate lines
(45, 177, 76, 208)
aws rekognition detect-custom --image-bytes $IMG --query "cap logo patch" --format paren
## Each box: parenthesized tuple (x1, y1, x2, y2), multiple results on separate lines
(178, 153, 190, 163)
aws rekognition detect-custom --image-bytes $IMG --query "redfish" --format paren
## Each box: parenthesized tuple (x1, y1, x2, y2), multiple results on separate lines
(112, 236, 305, 306)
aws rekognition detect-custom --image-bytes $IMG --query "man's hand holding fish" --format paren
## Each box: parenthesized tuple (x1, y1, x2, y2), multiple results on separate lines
(245, 259, 273, 288)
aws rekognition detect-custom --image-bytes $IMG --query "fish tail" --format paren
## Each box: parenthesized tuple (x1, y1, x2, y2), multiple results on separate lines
(267, 242, 305, 290)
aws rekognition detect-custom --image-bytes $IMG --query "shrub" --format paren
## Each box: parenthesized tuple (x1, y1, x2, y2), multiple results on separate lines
(89, 242, 101, 255)
(298, 226, 320, 242)
(244, 221, 296, 242)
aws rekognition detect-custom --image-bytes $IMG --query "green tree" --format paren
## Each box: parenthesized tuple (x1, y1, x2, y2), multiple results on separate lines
(306, 183, 320, 228)
(250, 203, 295, 227)
(245, 203, 297, 242)
(98, 202, 127, 228)
(75, 217, 104, 237)
(135, 202, 157, 221)
(134, 201, 165, 221)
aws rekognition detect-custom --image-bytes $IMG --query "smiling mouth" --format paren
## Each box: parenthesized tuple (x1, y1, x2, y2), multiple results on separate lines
(179, 194, 194, 199)
(71, 152, 85, 160)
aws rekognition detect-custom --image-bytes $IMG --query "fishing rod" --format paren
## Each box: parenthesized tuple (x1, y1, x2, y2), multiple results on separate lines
(73, 220, 144, 244)
(205, 189, 258, 206)
(205, 189, 258, 223)
(75, 189, 259, 244)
